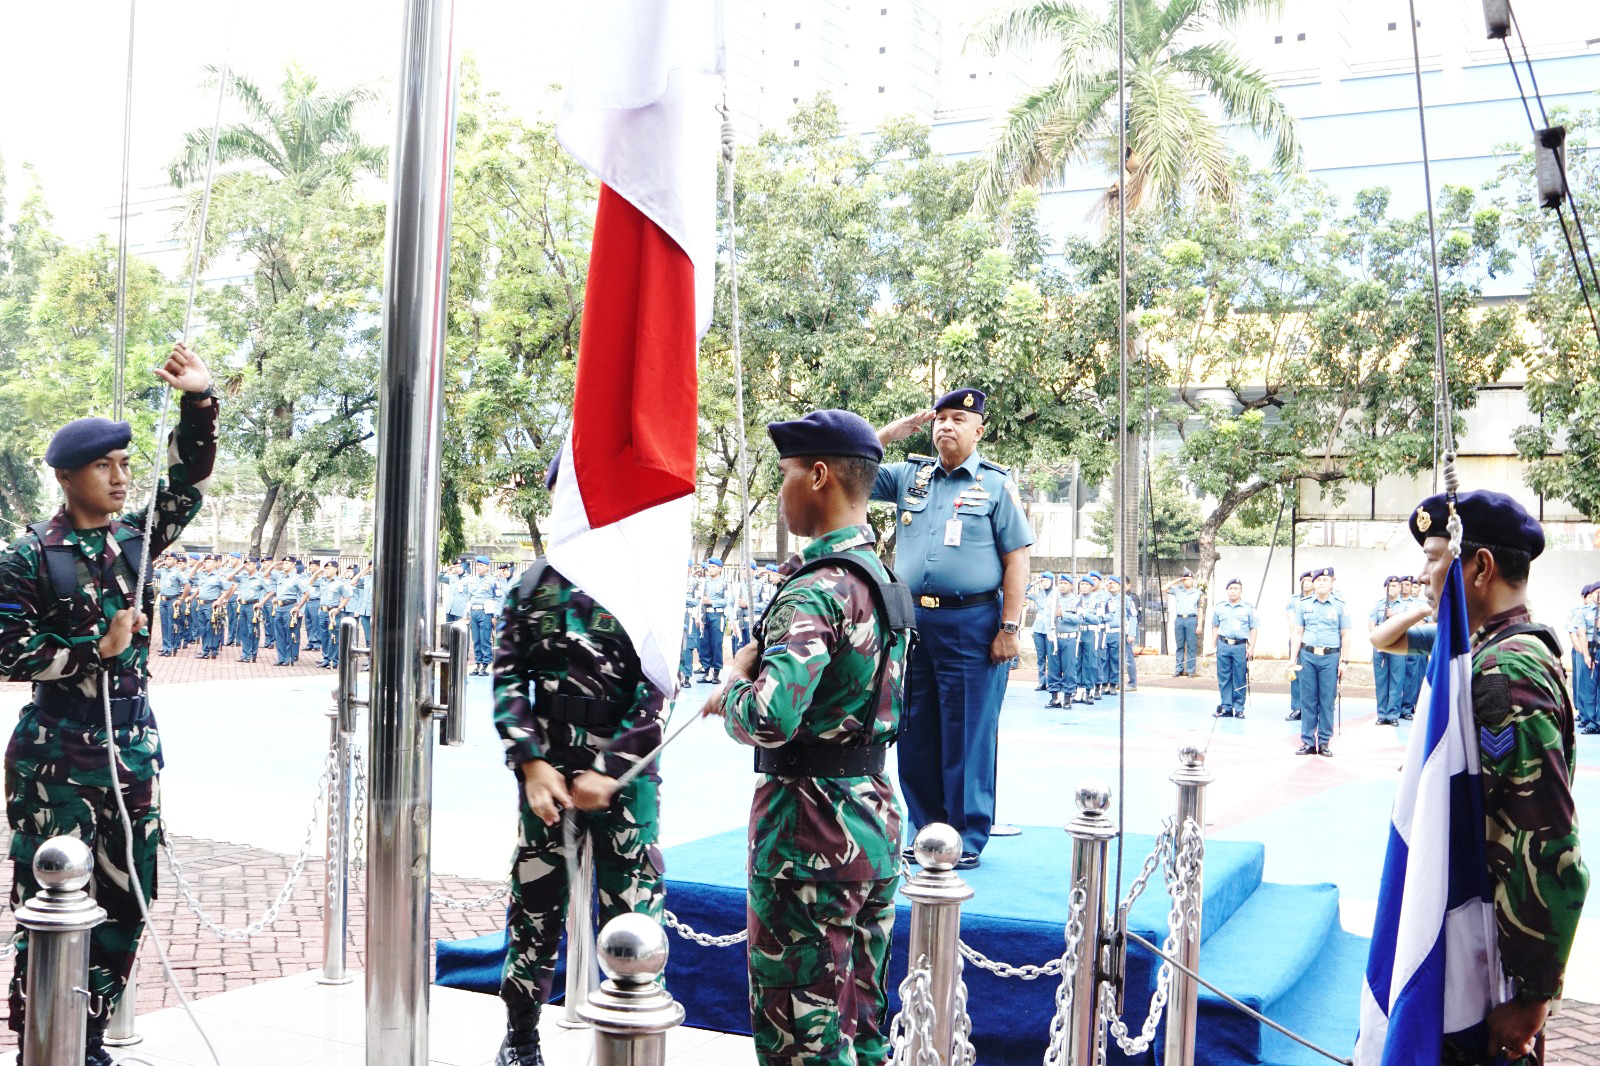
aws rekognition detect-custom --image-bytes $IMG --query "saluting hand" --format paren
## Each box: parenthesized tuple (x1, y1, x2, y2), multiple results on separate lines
(877, 409, 936, 445)
(153, 342, 213, 396)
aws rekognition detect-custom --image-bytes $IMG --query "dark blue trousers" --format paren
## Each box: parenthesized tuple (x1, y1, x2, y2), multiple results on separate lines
(1400, 654, 1424, 717)
(1079, 632, 1101, 688)
(325, 610, 347, 667)
(225, 600, 240, 644)
(698, 612, 724, 671)
(158, 600, 177, 654)
(470, 609, 493, 665)
(239, 603, 260, 660)
(900, 600, 1006, 856)
(198, 600, 222, 656)
(1373, 651, 1405, 722)
(1032, 632, 1051, 687)
(1216, 642, 1247, 711)
(679, 611, 698, 676)
(274, 607, 300, 665)
(359, 614, 371, 644)
(1048, 635, 1078, 694)
(1107, 634, 1136, 688)
(1298, 649, 1339, 748)
(1570, 651, 1597, 728)
(1174, 615, 1198, 674)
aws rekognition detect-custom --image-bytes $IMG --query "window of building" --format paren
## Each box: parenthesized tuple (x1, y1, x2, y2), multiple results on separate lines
(794, 21, 801, 29)
(1387, 21, 1396, 30)
(878, 85, 886, 93)
(1296, 32, 1306, 41)
(1274, 34, 1282, 43)
(879, 46, 886, 53)
(794, 59, 800, 66)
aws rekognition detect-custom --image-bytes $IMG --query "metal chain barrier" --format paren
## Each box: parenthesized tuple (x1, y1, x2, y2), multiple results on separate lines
(350, 742, 367, 876)
(662, 908, 748, 947)
(1104, 817, 1204, 1056)
(958, 939, 1062, 980)
(886, 957, 942, 1066)
(160, 741, 340, 941)
(432, 882, 511, 912)
(0, 932, 18, 961)
(952, 957, 977, 1066)
(1041, 881, 1089, 1066)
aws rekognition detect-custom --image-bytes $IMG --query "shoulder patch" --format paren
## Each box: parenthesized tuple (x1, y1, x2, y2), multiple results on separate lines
(764, 601, 798, 642)
(1471, 672, 1513, 728)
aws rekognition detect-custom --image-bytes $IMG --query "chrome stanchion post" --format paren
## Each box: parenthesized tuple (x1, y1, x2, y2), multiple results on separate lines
(901, 823, 973, 1065)
(1163, 744, 1213, 1066)
(1062, 782, 1116, 1066)
(15, 837, 107, 1066)
(559, 830, 597, 1030)
(101, 961, 140, 1047)
(578, 913, 685, 1066)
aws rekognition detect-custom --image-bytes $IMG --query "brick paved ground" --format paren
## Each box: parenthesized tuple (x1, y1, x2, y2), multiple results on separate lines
(0, 830, 507, 1052)
(148, 630, 338, 684)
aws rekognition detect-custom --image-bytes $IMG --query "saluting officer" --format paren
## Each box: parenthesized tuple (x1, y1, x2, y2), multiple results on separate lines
(707, 410, 913, 1065)
(1371, 576, 1406, 726)
(1370, 490, 1589, 1064)
(698, 558, 728, 684)
(233, 558, 267, 664)
(468, 556, 500, 676)
(1396, 575, 1427, 719)
(491, 455, 666, 1066)
(0, 343, 216, 1063)
(1027, 572, 1057, 693)
(1567, 583, 1600, 735)
(1208, 578, 1257, 718)
(872, 388, 1033, 868)
(1105, 575, 1139, 692)
(155, 553, 189, 656)
(678, 562, 700, 689)
(315, 562, 351, 669)
(1165, 569, 1202, 676)
(1284, 570, 1314, 722)
(1053, 575, 1084, 707)
(1288, 567, 1351, 757)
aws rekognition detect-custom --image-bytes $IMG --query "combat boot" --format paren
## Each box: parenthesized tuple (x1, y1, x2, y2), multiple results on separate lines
(496, 1006, 544, 1066)
(85, 1012, 113, 1066)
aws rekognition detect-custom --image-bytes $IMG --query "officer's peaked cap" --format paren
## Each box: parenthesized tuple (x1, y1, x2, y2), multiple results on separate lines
(1409, 490, 1544, 560)
(766, 409, 883, 463)
(933, 388, 986, 415)
(46, 417, 132, 470)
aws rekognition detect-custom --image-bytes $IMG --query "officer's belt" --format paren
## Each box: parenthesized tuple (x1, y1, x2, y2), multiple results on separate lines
(1175, 614, 1198, 619)
(1304, 644, 1339, 656)
(1219, 636, 1248, 646)
(534, 690, 625, 732)
(755, 741, 891, 778)
(32, 686, 148, 728)
(915, 589, 998, 610)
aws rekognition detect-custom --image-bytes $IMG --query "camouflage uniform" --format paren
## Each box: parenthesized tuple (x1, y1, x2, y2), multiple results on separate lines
(722, 524, 908, 1066)
(491, 565, 665, 1020)
(1434, 605, 1590, 1066)
(0, 397, 217, 1031)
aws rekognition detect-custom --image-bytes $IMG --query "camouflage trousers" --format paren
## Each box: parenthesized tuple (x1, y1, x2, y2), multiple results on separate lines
(747, 875, 898, 1066)
(5, 765, 160, 1032)
(501, 775, 663, 1015)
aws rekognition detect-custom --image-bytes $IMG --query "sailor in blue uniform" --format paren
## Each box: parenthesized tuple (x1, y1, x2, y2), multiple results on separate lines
(1289, 567, 1351, 756)
(1105, 576, 1139, 691)
(1165, 570, 1202, 676)
(1076, 573, 1103, 702)
(1284, 571, 1313, 721)
(156, 557, 189, 656)
(1049, 575, 1082, 708)
(223, 551, 244, 645)
(1397, 575, 1427, 719)
(1567, 582, 1600, 734)
(234, 558, 268, 663)
(1208, 579, 1257, 717)
(1027, 573, 1056, 693)
(698, 558, 728, 684)
(1370, 576, 1406, 725)
(873, 388, 1034, 867)
(192, 558, 232, 660)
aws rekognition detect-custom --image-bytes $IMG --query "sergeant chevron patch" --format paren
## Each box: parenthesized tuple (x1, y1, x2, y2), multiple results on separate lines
(1479, 724, 1515, 759)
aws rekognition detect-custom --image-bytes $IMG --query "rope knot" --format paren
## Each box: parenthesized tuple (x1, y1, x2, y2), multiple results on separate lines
(721, 120, 735, 163)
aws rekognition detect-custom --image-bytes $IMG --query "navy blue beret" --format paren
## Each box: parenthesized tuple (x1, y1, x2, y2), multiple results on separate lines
(1409, 490, 1544, 560)
(1298, 571, 1313, 581)
(933, 388, 986, 415)
(475, 555, 490, 564)
(1383, 575, 1397, 585)
(1581, 581, 1598, 597)
(1226, 577, 1243, 589)
(545, 452, 561, 491)
(45, 417, 132, 470)
(766, 409, 883, 463)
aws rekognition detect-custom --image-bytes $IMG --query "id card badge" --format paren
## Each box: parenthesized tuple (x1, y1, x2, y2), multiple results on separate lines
(944, 518, 963, 547)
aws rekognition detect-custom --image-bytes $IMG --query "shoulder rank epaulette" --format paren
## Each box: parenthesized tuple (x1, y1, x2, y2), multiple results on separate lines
(907, 453, 935, 464)
(977, 458, 1010, 476)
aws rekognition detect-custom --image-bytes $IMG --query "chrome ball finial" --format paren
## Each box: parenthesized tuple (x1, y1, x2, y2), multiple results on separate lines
(1178, 742, 1205, 769)
(913, 823, 963, 872)
(596, 913, 669, 984)
(1075, 780, 1112, 816)
(32, 836, 93, 893)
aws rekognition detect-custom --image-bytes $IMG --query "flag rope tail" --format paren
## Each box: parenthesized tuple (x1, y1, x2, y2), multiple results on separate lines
(719, 100, 760, 628)
(1112, 0, 1130, 917)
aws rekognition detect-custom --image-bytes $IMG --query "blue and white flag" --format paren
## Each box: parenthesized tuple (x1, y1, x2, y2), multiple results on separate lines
(1355, 558, 1508, 1065)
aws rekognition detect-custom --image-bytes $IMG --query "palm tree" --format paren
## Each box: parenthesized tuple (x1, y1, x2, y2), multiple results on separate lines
(971, 0, 1300, 215)
(168, 64, 387, 194)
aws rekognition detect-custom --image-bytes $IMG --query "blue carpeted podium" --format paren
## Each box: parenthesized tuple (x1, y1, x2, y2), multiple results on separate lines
(435, 827, 1365, 1065)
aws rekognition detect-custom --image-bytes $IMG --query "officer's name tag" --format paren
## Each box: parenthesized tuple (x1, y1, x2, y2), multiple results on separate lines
(944, 519, 962, 547)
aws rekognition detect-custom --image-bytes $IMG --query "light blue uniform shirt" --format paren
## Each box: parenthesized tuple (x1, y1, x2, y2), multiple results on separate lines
(274, 574, 310, 604)
(445, 575, 471, 616)
(194, 572, 228, 601)
(871, 451, 1034, 598)
(157, 570, 189, 598)
(701, 575, 728, 609)
(235, 573, 267, 603)
(1293, 595, 1351, 648)
(1055, 592, 1083, 634)
(1028, 588, 1055, 634)
(1370, 596, 1405, 626)
(1109, 591, 1138, 634)
(318, 578, 349, 608)
(1168, 585, 1202, 616)
(352, 575, 373, 616)
(1210, 600, 1258, 640)
(466, 574, 501, 612)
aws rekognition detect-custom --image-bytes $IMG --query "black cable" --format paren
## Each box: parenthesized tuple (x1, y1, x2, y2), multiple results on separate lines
(1254, 484, 1288, 612)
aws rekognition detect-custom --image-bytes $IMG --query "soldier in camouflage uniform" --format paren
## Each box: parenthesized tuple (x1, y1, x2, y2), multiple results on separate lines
(1372, 490, 1588, 1066)
(489, 457, 665, 1066)
(706, 410, 912, 1066)
(0, 343, 215, 1065)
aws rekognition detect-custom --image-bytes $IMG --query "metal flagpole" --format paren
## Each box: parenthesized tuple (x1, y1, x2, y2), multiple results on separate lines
(366, 0, 461, 1062)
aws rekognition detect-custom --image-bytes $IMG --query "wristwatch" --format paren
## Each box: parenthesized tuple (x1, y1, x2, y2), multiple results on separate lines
(182, 385, 217, 403)
(1000, 621, 1019, 634)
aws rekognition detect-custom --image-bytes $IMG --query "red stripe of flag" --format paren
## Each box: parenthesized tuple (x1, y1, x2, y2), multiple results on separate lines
(570, 183, 699, 528)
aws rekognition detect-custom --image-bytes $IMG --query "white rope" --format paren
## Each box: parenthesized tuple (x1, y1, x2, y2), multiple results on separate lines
(112, 0, 137, 422)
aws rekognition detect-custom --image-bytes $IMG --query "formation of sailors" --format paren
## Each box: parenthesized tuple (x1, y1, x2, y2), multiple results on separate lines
(679, 559, 783, 688)
(1024, 570, 1140, 708)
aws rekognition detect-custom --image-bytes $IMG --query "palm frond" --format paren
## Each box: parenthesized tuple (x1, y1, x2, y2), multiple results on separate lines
(974, 75, 1114, 213)
(1167, 42, 1301, 171)
(968, 0, 1090, 56)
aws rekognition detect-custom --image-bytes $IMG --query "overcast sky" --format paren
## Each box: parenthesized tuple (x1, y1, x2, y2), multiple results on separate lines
(0, 0, 587, 244)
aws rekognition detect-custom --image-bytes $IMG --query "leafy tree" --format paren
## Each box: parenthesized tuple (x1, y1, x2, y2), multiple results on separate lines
(1157, 169, 1522, 594)
(441, 68, 594, 558)
(1495, 106, 1600, 519)
(1090, 457, 1200, 558)
(970, 0, 1301, 215)
(0, 161, 61, 530)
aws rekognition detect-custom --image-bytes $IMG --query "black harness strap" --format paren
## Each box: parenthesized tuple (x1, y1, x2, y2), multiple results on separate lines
(1479, 621, 1563, 661)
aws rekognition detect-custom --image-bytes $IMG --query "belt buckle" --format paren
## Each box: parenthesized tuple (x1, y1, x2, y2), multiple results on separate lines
(919, 595, 939, 609)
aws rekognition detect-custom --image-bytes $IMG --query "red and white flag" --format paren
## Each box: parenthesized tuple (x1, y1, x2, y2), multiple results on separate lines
(547, 0, 723, 696)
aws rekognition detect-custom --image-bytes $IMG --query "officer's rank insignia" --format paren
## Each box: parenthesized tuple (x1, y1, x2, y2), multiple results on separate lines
(1007, 480, 1023, 507)
(902, 512, 913, 525)
(1478, 724, 1514, 759)
(1415, 507, 1431, 533)
(962, 394, 974, 407)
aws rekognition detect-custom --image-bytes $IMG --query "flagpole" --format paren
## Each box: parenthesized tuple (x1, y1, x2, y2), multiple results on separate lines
(719, 101, 760, 632)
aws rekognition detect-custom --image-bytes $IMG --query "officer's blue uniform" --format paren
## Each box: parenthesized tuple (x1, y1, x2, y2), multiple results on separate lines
(1397, 584, 1426, 718)
(467, 564, 501, 667)
(1076, 579, 1104, 695)
(1028, 580, 1056, 690)
(1371, 589, 1406, 724)
(1566, 589, 1599, 731)
(1210, 596, 1257, 715)
(317, 576, 351, 667)
(305, 573, 329, 652)
(1105, 585, 1139, 689)
(445, 569, 471, 625)
(1293, 590, 1350, 751)
(1052, 583, 1082, 699)
(272, 572, 310, 665)
(697, 569, 727, 674)
(234, 569, 267, 662)
(193, 568, 230, 658)
(679, 571, 700, 681)
(352, 571, 374, 644)
(1168, 580, 1202, 675)
(871, 443, 1034, 857)
(156, 567, 188, 656)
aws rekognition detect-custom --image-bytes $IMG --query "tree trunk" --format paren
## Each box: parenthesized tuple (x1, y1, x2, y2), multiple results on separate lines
(267, 493, 299, 557)
(526, 515, 545, 557)
(250, 482, 281, 555)
(774, 507, 789, 560)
